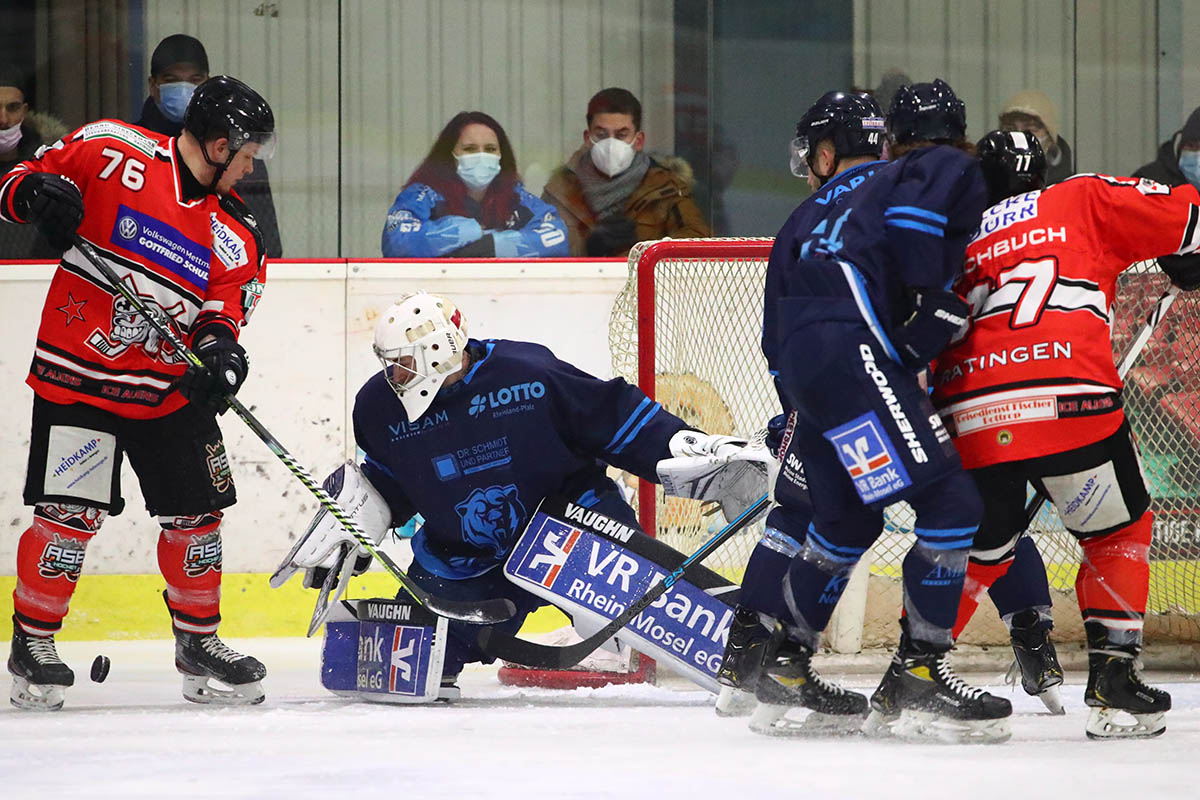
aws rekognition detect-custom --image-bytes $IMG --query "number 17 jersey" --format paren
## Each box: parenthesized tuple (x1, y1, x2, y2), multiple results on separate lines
(931, 175, 1200, 469)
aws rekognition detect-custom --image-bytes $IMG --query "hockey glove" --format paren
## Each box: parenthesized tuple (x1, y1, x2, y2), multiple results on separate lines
(765, 413, 788, 458)
(891, 287, 970, 371)
(1158, 253, 1200, 291)
(13, 173, 84, 252)
(585, 214, 638, 256)
(669, 429, 749, 460)
(176, 329, 249, 413)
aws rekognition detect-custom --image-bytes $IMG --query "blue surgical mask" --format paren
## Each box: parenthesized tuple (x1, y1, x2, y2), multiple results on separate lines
(455, 152, 501, 190)
(156, 81, 196, 124)
(1180, 150, 1200, 189)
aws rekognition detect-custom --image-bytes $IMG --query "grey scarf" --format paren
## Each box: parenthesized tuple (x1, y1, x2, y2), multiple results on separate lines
(576, 148, 652, 219)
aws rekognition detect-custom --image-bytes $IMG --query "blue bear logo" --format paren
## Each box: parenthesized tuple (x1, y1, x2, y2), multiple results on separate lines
(454, 484, 527, 558)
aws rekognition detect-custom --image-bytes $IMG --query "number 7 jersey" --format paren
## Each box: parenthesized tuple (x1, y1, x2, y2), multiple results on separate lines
(931, 175, 1200, 469)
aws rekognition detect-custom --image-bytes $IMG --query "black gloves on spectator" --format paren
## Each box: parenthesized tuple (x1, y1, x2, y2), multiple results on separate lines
(13, 173, 84, 252)
(1158, 253, 1200, 291)
(586, 215, 638, 256)
(177, 328, 249, 414)
(892, 287, 970, 371)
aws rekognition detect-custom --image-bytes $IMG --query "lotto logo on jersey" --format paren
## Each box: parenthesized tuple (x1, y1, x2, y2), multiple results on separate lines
(508, 513, 583, 588)
(824, 411, 912, 504)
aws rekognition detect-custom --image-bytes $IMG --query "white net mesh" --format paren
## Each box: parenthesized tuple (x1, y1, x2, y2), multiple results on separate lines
(609, 238, 1200, 659)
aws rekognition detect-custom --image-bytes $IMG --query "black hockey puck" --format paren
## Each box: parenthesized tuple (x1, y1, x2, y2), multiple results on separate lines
(90, 654, 110, 683)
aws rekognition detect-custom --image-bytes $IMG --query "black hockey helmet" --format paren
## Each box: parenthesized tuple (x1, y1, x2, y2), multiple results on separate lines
(790, 91, 885, 180)
(184, 75, 276, 182)
(977, 129, 1047, 205)
(886, 79, 967, 145)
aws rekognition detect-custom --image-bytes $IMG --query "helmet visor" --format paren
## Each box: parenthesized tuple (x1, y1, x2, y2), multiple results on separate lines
(789, 136, 811, 178)
(231, 129, 277, 160)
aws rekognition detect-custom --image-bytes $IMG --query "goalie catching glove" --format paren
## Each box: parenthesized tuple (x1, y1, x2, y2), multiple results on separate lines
(270, 462, 393, 635)
(658, 429, 777, 521)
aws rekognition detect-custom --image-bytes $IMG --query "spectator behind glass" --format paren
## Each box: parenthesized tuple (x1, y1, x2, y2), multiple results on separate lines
(381, 111, 568, 258)
(1133, 105, 1200, 192)
(999, 90, 1074, 185)
(134, 34, 283, 257)
(0, 65, 68, 259)
(542, 87, 710, 257)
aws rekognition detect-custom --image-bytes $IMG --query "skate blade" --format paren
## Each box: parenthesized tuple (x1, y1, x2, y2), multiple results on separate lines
(437, 684, 461, 702)
(1037, 684, 1066, 716)
(748, 702, 864, 737)
(181, 674, 265, 706)
(861, 708, 901, 738)
(892, 710, 1012, 745)
(714, 686, 756, 718)
(9, 676, 66, 712)
(1085, 707, 1166, 740)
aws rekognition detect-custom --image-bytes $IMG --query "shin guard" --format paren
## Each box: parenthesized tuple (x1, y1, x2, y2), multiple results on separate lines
(158, 513, 224, 635)
(781, 525, 868, 648)
(1077, 511, 1152, 650)
(12, 504, 106, 635)
(739, 526, 803, 621)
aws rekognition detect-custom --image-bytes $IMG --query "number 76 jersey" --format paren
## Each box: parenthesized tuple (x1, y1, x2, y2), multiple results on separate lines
(931, 175, 1200, 469)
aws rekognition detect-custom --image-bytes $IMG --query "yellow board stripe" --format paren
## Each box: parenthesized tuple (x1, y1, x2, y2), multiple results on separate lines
(0, 573, 570, 641)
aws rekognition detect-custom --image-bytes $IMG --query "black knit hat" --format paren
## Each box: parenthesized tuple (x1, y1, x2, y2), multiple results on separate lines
(1182, 106, 1200, 146)
(150, 34, 209, 77)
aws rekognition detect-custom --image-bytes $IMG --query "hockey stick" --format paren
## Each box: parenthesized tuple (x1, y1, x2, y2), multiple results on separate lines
(69, 236, 516, 626)
(1023, 283, 1181, 526)
(477, 494, 771, 669)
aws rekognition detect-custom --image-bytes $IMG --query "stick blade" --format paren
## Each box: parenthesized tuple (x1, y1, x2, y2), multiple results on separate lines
(476, 627, 591, 669)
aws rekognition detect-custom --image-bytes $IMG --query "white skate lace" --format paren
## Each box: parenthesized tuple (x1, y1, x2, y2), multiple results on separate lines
(26, 635, 65, 666)
(200, 635, 246, 663)
(805, 657, 847, 696)
(935, 654, 986, 700)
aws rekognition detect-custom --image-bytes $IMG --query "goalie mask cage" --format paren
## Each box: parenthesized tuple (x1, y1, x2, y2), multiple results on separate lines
(609, 237, 1200, 668)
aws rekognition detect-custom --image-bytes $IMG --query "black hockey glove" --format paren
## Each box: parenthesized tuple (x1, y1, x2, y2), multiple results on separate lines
(177, 329, 249, 414)
(892, 287, 970, 371)
(765, 413, 788, 458)
(13, 173, 84, 253)
(585, 214, 638, 256)
(1158, 253, 1200, 291)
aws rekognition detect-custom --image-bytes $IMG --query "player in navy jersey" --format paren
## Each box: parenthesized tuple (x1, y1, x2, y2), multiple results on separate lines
(714, 90, 890, 729)
(272, 291, 770, 694)
(768, 80, 1012, 742)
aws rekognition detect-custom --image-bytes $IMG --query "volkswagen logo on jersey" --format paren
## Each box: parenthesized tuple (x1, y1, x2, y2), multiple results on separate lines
(824, 410, 912, 503)
(117, 216, 139, 240)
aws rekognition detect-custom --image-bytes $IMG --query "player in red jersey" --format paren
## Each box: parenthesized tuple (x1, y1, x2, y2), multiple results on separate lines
(932, 129, 1200, 738)
(1, 76, 275, 710)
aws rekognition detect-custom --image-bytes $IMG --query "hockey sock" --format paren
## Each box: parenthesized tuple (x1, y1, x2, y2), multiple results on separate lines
(738, 526, 803, 621)
(158, 513, 224, 635)
(1077, 511, 1152, 651)
(951, 535, 1052, 638)
(12, 503, 106, 635)
(780, 524, 868, 648)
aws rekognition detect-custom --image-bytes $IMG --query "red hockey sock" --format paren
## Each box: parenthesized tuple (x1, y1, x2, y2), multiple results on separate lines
(951, 557, 1012, 639)
(12, 504, 105, 635)
(1077, 511, 1152, 643)
(157, 513, 224, 635)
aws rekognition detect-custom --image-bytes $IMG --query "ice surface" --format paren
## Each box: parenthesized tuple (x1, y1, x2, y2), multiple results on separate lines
(1, 638, 1196, 799)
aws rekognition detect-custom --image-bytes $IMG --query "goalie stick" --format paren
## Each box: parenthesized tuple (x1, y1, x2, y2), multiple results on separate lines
(477, 493, 771, 669)
(70, 236, 516, 626)
(1023, 283, 1181, 526)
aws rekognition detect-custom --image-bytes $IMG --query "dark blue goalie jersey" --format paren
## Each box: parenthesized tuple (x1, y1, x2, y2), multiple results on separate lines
(352, 339, 688, 579)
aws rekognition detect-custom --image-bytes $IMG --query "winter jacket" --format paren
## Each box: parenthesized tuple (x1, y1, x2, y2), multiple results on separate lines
(0, 111, 69, 259)
(541, 147, 711, 257)
(1133, 136, 1190, 188)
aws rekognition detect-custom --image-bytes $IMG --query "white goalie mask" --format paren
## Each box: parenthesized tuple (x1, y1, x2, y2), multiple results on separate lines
(373, 292, 469, 422)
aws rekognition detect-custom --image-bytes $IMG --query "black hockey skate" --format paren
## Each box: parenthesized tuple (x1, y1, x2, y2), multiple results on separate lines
(9, 617, 74, 711)
(749, 629, 867, 736)
(1005, 610, 1065, 715)
(885, 639, 1012, 744)
(714, 605, 771, 718)
(1084, 652, 1171, 740)
(175, 630, 267, 706)
(862, 650, 904, 737)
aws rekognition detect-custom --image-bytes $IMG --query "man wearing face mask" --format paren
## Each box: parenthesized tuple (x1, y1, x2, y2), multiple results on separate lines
(133, 34, 283, 258)
(542, 87, 710, 257)
(0, 66, 68, 258)
(1134, 106, 1200, 194)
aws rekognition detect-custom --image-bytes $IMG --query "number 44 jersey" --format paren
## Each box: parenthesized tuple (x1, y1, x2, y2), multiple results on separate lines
(931, 175, 1200, 469)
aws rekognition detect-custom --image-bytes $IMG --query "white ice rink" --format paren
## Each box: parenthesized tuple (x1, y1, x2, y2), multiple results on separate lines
(2, 637, 1197, 800)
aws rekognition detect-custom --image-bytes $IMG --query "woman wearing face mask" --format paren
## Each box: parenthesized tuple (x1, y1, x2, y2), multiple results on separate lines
(381, 112, 568, 258)
(0, 66, 68, 258)
(1134, 106, 1200, 194)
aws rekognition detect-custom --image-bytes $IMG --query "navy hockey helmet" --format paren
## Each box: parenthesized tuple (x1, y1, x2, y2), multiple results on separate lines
(886, 79, 967, 145)
(790, 90, 885, 179)
(184, 75, 276, 169)
(977, 128, 1047, 206)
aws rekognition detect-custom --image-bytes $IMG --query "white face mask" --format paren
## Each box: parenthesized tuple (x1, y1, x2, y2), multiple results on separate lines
(0, 123, 22, 154)
(590, 136, 636, 177)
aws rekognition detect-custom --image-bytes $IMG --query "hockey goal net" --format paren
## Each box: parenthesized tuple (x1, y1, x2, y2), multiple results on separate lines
(609, 237, 1200, 666)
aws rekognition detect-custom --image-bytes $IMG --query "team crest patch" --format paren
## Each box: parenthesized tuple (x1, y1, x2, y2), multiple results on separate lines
(454, 484, 526, 560)
(183, 530, 223, 577)
(37, 533, 87, 581)
(824, 411, 912, 503)
(206, 442, 233, 492)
